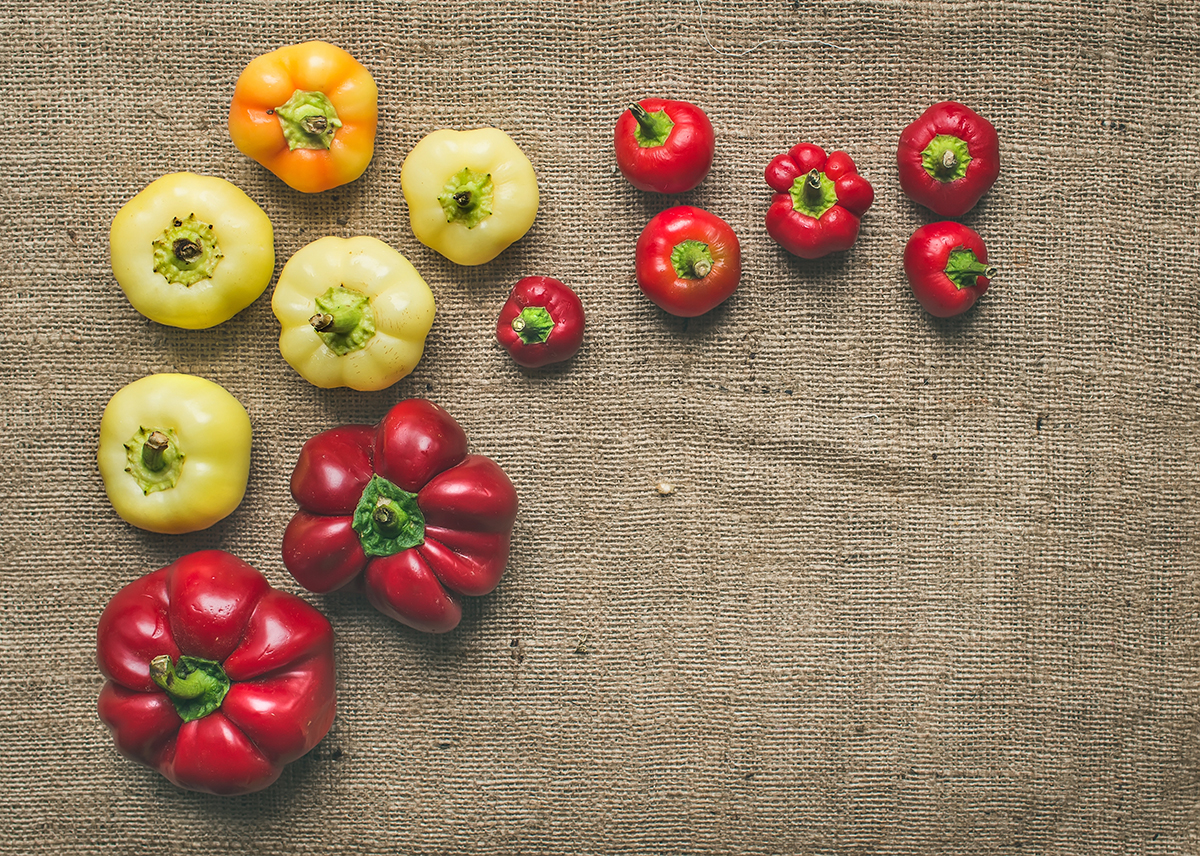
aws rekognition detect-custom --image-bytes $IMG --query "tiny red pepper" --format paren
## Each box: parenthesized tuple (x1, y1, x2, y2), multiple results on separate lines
(903, 221, 998, 318)
(897, 101, 1000, 217)
(96, 551, 337, 796)
(764, 143, 874, 260)
(635, 205, 741, 317)
(496, 276, 585, 368)
(282, 399, 519, 633)
(613, 98, 715, 194)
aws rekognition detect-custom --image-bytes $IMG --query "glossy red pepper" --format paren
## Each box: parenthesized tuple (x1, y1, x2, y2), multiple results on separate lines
(897, 101, 1000, 217)
(282, 399, 519, 633)
(96, 551, 336, 796)
(903, 221, 997, 317)
(764, 144, 874, 260)
(496, 276, 585, 368)
(613, 98, 715, 194)
(635, 205, 741, 317)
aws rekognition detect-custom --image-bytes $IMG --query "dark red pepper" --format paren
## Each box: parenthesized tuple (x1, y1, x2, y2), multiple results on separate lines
(897, 101, 1000, 217)
(496, 276, 585, 368)
(764, 144, 874, 259)
(903, 221, 997, 318)
(635, 205, 741, 317)
(96, 551, 337, 795)
(613, 98, 715, 194)
(282, 398, 518, 633)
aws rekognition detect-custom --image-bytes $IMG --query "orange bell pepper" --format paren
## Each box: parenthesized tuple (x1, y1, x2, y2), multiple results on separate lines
(228, 41, 377, 194)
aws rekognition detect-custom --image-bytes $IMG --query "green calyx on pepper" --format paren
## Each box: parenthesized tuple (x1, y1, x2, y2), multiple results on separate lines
(944, 246, 999, 290)
(273, 89, 343, 151)
(124, 426, 184, 495)
(921, 134, 973, 183)
(352, 474, 426, 557)
(511, 306, 555, 345)
(152, 214, 223, 287)
(670, 239, 715, 280)
(149, 654, 231, 724)
(310, 286, 376, 356)
(629, 103, 675, 148)
(790, 169, 839, 220)
(438, 168, 495, 229)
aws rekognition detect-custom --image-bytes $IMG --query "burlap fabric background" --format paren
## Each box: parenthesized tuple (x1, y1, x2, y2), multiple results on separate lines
(2, 0, 1197, 853)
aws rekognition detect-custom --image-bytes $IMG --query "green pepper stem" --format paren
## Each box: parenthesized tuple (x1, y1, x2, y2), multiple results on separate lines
(373, 497, 408, 536)
(309, 308, 360, 336)
(944, 246, 998, 289)
(630, 103, 656, 136)
(141, 431, 170, 472)
(150, 655, 207, 700)
(940, 149, 957, 174)
(802, 169, 824, 206)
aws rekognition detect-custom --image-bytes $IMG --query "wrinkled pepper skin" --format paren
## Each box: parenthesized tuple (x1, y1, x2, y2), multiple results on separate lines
(96, 551, 336, 796)
(613, 98, 715, 194)
(282, 399, 519, 633)
(903, 221, 997, 318)
(229, 41, 378, 193)
(897, 101, 1000, 217)
(764, 144, 874, 260)
(496, 276, 586, 368)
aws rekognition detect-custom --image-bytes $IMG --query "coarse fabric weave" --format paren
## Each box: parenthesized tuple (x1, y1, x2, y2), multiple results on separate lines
(1, 1, 1197, 853)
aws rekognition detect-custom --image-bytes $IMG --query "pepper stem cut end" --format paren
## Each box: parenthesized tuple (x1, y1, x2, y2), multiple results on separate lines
(274, 89, 343, 151)
(670, 240, 715, 280)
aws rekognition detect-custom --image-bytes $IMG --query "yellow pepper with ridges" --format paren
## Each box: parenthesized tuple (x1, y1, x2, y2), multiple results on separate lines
(109, 173, 274, 329)
(272, 236, 436, 391)
(400, 127, 539, 266)
(97, 374, 252, 534)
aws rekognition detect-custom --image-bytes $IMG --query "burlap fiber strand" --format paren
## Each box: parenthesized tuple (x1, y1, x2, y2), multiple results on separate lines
(1, 0, 1197, 853)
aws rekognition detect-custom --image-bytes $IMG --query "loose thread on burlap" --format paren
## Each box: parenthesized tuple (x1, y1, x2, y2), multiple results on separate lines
(694, 0, 855, 56)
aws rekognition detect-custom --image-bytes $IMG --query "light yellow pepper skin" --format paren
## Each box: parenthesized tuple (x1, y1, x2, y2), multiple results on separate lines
(400, 128, 539, 266)
(109, 173, 275, 329)
(272, 236, 436, 391)
(97, 374, 252, 535)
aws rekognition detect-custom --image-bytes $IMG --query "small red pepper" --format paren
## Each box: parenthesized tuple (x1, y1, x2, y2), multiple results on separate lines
(496, 276, 585, 368)
(897, 101, 1000, 217)
(764, 144, 874, 259)
(635, 205, 741, 317)
(903, 221, 998, 317)
(96, 551, 337, 795)
(282, 399, 519, 633)
(613, 98, 715, 194)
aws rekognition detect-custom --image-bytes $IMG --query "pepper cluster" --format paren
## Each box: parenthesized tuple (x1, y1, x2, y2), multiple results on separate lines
(97, 40, 533, 796)
(95, 36, 1006, 797)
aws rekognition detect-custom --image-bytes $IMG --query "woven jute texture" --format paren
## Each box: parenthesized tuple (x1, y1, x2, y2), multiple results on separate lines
(2, 0, 1197, 853)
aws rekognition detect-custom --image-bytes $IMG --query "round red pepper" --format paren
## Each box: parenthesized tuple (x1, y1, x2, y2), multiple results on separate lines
(613, 98, 715, 194)
(282, 398, 519, 633)
(897, 101, 1000, 217)
(496, 276, 585, 368)
(96, 551, 337, 796)
(635, 205, 741, 317)
(903, 221, 997, 318)
(764, 143, 874, 260)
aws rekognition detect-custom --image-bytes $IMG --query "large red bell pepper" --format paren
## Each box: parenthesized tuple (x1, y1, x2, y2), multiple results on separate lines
(897, 101, 1000, 217)
(96, 551, 337, 796)
(282, 398, 519, 633)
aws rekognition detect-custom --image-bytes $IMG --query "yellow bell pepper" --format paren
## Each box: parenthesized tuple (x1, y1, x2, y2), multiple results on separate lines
(97, 374, 252, 535)
(272, 236, 436, 391)
(228, 40, 378, 193)
(400, 127, 539, 266)
(109, 173, 274, 329)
